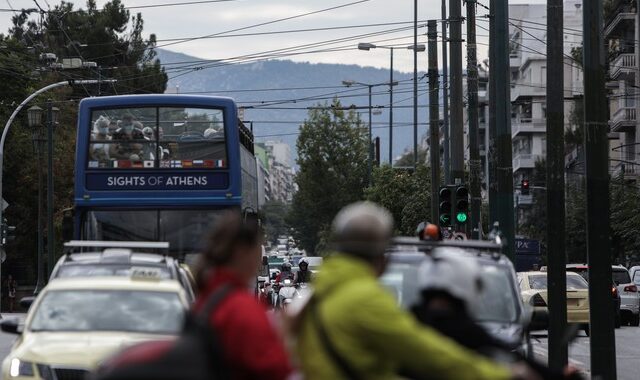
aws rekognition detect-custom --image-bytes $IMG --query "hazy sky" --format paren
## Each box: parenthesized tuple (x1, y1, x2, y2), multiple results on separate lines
(0, 0, 540, 73)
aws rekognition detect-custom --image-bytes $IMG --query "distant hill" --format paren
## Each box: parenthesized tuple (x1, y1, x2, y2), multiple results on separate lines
(156, 49, 429, 164)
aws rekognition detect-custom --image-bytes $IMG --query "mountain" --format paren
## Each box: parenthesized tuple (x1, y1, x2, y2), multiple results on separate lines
(156, 49, 430, 164)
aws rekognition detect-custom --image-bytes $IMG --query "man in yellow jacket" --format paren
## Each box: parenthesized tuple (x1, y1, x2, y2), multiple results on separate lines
(295, 202, 516, 380)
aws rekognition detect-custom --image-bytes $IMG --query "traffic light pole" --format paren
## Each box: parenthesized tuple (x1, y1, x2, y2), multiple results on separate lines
(546, 0, 568, 369)
(428, 20, 440, 224)
(583, 0, 616, 377)
(466, 0, 481, 239)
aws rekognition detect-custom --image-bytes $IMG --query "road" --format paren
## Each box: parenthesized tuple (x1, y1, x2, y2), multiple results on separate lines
(532, 326, 640, 380)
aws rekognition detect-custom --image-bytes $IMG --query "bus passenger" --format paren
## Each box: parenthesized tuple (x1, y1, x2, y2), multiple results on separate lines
(90, 116, 111, 162)
(107, 120, 118, 136)
(110, 114, 145, 160)
(142, 127, 156, 160)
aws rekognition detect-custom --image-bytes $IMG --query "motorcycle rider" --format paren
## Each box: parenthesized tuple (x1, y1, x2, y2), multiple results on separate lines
(293, 202, 529, 380)
(294, 258, 313, 284)
(411, 247, 581, 380)
(275, 262, 294, 284)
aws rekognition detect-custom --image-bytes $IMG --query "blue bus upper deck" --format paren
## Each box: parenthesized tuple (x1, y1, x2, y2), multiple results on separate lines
(72, 95, 257, 257)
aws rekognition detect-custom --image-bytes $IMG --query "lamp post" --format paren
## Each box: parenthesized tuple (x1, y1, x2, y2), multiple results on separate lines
(27, 106, 45, 294)
(46, 100, 59, 278)
(357, 43, 424, 166)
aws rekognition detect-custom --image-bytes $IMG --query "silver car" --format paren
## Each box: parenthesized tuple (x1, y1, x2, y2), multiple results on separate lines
(613, 265, 639, 326)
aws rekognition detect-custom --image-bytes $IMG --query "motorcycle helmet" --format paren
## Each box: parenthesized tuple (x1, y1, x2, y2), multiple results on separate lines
(281, 262, 292, 272)
(417, 247, 484, 314)
(298, 258, 309, 270)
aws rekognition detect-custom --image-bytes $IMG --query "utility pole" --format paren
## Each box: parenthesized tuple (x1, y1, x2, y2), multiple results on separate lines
(413, 0, 419, 167)
(428, 20, 440, 224)
(46, 100, 55, 277)
(546, 0, 568, 370)
(583, 0, 616, 377)
(493, 0, 515, 260)
(449, 0, 464, 183)
(367, 85, 373, 186)
(466, 0, 481, 239)
(488, 1, 498, 225)
(442, 0, 451, 184)
(389, 47, 394, 165)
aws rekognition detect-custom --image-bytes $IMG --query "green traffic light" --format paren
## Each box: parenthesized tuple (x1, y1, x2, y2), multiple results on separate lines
(456, 212, 468, 223)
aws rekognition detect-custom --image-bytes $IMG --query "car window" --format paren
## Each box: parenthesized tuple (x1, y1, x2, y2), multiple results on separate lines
(567, 275, 589, 290)
(528, 275, 547, 289)
(56, 264, 172, 279)
(613, 270, 631, 285)
(528, 274, 588, 290)
(633, 271, 640, 286)
(30, 290, 184, 334)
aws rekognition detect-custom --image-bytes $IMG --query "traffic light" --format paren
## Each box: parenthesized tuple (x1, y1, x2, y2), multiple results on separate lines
(438, 186, 452, 227)
(521, 179, 530, 195)
(455, 186, 469, 224)
(0, 218, 15, 246)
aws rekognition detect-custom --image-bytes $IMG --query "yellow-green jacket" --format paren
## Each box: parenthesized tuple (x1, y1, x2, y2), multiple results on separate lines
(296, 253, 511, 380)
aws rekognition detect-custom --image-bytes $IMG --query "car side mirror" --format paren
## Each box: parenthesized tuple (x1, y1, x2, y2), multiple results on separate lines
(0, 318, 22, 335)
(19, 296, 35, 311)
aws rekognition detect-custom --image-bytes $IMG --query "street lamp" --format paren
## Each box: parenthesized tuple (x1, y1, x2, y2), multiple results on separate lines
(27, 106, 45, 294)
(357, 42, 424, 165)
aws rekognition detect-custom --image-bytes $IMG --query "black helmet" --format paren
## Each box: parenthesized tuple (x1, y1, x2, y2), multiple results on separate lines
(281, 262, 292, 271)
(299, 259, 309, 270)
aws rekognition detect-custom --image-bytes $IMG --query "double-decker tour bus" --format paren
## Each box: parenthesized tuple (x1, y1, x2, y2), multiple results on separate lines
(69, 95, 258, 259)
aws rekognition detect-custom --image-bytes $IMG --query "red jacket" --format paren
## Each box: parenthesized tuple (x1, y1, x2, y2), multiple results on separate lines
(195, 269, 292, 380)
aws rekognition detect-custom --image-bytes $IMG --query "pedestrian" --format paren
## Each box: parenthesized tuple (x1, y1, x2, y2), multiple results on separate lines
(292, 202, 528, 380)
(6, 274, 17, 313)
(193, 211, 292, 380)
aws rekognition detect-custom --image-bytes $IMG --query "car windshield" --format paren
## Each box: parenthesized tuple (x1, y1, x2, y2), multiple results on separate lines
(381, 259, 520, 323)
(613, 270, 631, 285)
(30, 290, 184, 334)
(528, 274, 589, 290)
(56, 265, 172, 279)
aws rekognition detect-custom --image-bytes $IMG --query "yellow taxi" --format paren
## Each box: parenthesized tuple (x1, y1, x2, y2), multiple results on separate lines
(518, 271, 590, 334)
(0, 273, 188, 379)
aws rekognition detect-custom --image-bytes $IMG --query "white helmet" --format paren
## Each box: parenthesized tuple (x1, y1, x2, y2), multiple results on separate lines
(418, 247, 484, 314)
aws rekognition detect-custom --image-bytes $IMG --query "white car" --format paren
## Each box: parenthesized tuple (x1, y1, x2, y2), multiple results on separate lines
(613, 265, 640, 326)
(1, 276, 188, 379)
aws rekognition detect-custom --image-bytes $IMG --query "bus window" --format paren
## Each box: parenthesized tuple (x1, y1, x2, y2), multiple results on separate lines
(158, 107, 227, 167)
(88, 107, 227, 169)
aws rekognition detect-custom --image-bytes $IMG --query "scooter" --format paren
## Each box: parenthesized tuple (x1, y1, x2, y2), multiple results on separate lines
(277, 279, 300, 309)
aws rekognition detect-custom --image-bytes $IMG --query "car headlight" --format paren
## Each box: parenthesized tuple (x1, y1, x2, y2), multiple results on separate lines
(9, 358, 34, 377)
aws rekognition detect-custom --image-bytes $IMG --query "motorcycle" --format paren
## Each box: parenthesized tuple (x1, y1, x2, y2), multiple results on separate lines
(277, 279, 301, 309)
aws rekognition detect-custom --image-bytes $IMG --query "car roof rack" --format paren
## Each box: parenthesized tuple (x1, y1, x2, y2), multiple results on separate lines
(63, 240, 170, 254)
(391, 236, 503, 251)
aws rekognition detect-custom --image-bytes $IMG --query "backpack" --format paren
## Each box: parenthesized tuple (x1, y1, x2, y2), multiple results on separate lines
(94, 285, 233, 380)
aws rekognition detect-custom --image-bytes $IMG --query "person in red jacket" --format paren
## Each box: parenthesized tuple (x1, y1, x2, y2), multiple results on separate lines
(194, 211, 293, 380)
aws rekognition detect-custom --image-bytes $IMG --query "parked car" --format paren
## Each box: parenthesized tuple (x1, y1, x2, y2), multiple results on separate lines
(517, 271, 590, 335)
(630, 266, 640, 287)
(381, 239, 530, 355)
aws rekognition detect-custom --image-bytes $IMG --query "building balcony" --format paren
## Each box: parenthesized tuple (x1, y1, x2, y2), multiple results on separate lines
(609, 53, 636, 80)
(604, 4, 636, 38)
(612, 161, 640, 180)
(609, 106, 637, 132)
(511, 118, 546, 138)
(510, 83, 546, 102)
(513, 153, 541, 172)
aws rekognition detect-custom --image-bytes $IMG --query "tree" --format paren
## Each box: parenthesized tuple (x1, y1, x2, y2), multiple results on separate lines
(288, 99, 368, 254)
(1, 1, 166, 285)
(262, 200, 290, 245)
(364, 164, 432, 235)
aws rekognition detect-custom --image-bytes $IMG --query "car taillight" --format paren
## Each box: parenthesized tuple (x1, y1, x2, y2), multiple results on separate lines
(624, 285, 638, 293)
(612, 286, 618, 298)
(530, 293, 547, 307)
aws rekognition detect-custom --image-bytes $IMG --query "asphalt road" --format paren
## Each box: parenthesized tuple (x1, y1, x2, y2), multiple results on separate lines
(532, 326, 640, 380)
(0, 314, 638, 379)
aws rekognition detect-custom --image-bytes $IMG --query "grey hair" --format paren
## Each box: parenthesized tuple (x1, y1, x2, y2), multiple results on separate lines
(331, 202, 394, 256)
(93, 116, 110, 130)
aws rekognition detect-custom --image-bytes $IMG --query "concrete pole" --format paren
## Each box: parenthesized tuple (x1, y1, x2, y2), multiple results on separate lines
(428, 20, 440, 224)
(442, 0, 451, 184)
(466, 0, 481, 239)
(449, 0, 464, 182)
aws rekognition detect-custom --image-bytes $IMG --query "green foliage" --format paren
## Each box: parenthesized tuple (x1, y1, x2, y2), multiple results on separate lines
(364, 164, 431, 235)
(565, 180, 587, 263)
(288, 99, 368, 255)
(0, 1, 166, 284)
(610, 174, 640, 264)
(566, 98, 584, 151)
(570, 46, 583, 69)
(262, 200, 290, 245)
(393, 147, 427, 168)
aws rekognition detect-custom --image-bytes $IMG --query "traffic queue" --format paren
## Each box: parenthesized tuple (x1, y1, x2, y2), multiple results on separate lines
(1, 203, 586, 380)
